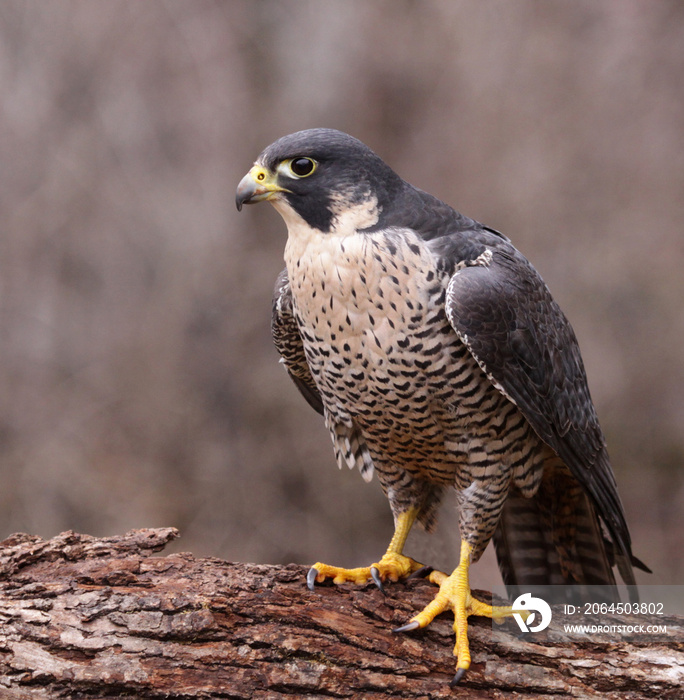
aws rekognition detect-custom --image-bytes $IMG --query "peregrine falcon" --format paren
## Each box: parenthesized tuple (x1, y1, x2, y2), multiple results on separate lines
(236, 129, 647, 685)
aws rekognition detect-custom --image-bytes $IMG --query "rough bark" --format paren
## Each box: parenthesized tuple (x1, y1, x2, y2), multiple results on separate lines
(0, 528, 681, 699)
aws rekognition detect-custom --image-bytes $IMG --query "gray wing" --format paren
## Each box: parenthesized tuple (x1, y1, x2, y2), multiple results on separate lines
(441, 241, 637, 566)
(272, 268, 324, 415)
(271, 269, 375, 482)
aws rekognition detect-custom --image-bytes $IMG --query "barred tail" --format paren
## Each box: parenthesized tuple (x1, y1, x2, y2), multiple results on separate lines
(492, 468, 628, 603)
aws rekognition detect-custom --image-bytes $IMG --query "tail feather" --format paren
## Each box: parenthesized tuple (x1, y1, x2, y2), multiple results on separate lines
(493, 493, 567, 587)
(493, 465, 631, 603)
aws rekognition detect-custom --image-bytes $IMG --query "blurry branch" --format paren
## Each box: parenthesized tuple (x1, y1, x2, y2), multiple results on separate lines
(0, 528, 681, 699)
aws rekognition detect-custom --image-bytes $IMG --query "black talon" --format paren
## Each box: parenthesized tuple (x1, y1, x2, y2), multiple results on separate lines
(450, 668, 467, 687)
(408, 565, 434, 579)
(392, 620, 420, 633)
(370, 566, 385, 594)
(306, 567, 319, 591)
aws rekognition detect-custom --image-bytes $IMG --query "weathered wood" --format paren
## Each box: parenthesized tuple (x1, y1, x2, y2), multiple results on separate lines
(0, 528, 681, 699)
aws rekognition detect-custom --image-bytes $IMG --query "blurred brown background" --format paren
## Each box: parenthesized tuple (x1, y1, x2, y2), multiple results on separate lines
(1, 1, 682, 588)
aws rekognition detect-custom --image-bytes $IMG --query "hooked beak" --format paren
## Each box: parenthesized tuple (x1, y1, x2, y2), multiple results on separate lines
(235, 165, 289, 211)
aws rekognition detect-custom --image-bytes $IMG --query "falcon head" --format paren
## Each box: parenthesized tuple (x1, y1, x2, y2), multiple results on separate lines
(236, 129, 405, 234)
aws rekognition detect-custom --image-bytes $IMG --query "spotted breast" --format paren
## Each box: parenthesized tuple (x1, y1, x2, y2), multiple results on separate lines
(284, 225, 549, 549)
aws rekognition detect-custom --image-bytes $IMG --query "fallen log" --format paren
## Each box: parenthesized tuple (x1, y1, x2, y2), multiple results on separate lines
(0, 528, 681, 699)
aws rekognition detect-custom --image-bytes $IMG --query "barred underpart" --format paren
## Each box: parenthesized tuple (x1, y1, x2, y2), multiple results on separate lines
(280, 227, 549, 559)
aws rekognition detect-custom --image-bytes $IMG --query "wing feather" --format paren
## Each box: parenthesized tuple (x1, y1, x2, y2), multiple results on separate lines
(442, 241, 636, 566)
(271, 268, 324, 415)
(271, 269, 374, 481)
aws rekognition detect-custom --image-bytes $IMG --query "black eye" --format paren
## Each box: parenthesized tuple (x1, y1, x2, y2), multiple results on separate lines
(290, 157, 316, 177)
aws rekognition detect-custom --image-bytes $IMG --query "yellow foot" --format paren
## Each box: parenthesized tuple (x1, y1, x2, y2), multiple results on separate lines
(307, 551, 425, 593)
(394, 561, 529, 686)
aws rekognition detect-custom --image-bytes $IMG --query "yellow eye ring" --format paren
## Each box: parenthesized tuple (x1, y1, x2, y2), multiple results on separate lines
(288, 157, 317, 178)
